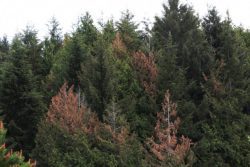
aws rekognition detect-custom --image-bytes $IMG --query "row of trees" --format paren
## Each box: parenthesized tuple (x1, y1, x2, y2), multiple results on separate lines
(0, 0, 249, 166)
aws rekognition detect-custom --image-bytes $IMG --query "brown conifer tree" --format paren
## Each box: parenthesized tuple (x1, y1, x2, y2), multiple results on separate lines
(147, 90, 192, 163)
(133, 51, 158, 96)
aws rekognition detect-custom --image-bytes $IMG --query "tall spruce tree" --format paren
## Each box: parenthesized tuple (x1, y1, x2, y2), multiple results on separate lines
(79, 32, 114, 120)
(152, 0, 214, 82)
(116, 10, 142, 52)
(202, 7, 223, 59)
(0, 36, 9, 64)
(43, 17, 63, 76)
(21, 27, 44, 79)
(0, 36, 45, 158)
(102, 20, 116, 44)
(48, 13, 98, 92)
(156, 33, 187, 101)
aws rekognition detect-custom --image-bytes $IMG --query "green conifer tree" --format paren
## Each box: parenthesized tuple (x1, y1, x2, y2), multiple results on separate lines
(43, 17, 63, 76)
(0, 36, 45, 157)
(152, 0, 214, 82)
(0, 121, 36, 167)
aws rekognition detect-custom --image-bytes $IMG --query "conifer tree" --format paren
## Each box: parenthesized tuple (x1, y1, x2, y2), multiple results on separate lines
(203, 9, 248, 91)
(48, 13, 98, 92)
(21, 27, 44, 78)
(194, 81, 250, 166)
(33, 83, 144, 166)
(152, 0, 214, 82)
(202, 7, 223, 57)
(79, 33, 113, 120)
(147, 91, 193, 166)
(0, 36, 9, 64)
(116, 10, 142, 52)
(0, 36, 45, 157)
(0, 2, 249, 166)
(111, 33, 156, 139)
(0, 121, 36, 167)
(32, 83, 98, 167)
(156, 33, 186, 101)
(132, 51, 158, 96)
(102, 20, 116, 43)
(43, 17, 63, 76)
(195, 11, 250, 163)
(104, 99, 126, 133)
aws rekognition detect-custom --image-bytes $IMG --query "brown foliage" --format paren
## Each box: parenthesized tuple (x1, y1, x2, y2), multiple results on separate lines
(106, 124, 128, 144)
(47, 83, 84, 133)
(202, 59, 225, 95)
(175, 136, 192, 162)
(112, 32, 127, 57)
(46, 83, 99, 134)
(133, 51, 158, 96)
(147, 91, 191, 163)
(83, 110, 100, 134)
(46, 83, 128, 144)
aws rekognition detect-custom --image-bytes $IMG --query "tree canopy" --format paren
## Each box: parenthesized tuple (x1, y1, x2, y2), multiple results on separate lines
(0, 0, 249, 166)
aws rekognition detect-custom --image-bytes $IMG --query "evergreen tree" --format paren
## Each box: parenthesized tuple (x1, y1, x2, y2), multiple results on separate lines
(33, 83, 145, 167)
(0, 2, 249, 166)
(102, 20, 116, 44)
(0, 36, 45, 157)
(116, 10, 142, 52)
(48, 13, 98, 93)
(21, 27, 44, 78)
(238, 28, 250, 48)
(156, 33, 187, 101)
(32, 83, 97, 167)
(194, 82, 250, 166)
(152, 0, 214, 82)
(79, 33, 113, 119)
(111, 32, 156, 139)
(146, 91, 194, 166)
(191, 11, 250, 165)
(202, 7, 223, 58)
(203, 9, 248, 90)
(0, 36, 9, 64)
(0, 121, 36, 167)
(43, 17, 63, 76)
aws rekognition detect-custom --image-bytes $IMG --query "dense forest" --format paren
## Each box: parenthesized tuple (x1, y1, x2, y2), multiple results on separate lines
(0, 0, 250, 166)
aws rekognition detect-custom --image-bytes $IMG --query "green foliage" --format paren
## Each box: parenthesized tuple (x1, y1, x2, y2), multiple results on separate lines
(152, 0, 214, 81)
(79, 33, 114, 119)
(33, 84, 145, 167)
(42, 17, 63, 76)
(156, 33, 187, 101)
(0, 122, 35, 167)
(102, 20, 116, 43)
(21, 27, 45, 79)
(202, 7, 223, 52)
(0, 36, 9, 64)
(118, 137, 145, 167)
(32, 122, 95, 167)
(48, 13, 98, 93)
(193, 94, 250, 167)
(116, 10, 142, 52)
(0, 1, 250, 166)
(0, 36, 46, 157)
